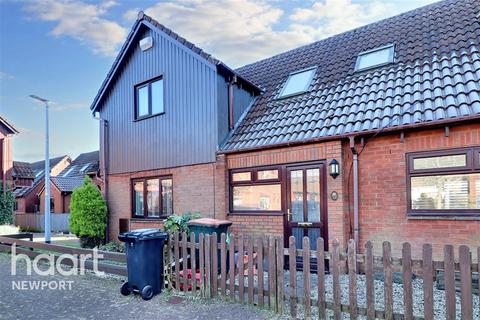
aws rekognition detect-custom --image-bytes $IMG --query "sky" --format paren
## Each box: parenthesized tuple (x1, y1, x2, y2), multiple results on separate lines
(0, 0, 438, 162)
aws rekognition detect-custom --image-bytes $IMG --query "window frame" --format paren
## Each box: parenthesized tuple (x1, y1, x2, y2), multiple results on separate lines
(406, 147, 480, 217)
(276, 66, 317, 99)
(354, 44, 395, 72)
(134, 75, 165, 121)
(131, 175, 173, 219)
(229, 166, 284, 215)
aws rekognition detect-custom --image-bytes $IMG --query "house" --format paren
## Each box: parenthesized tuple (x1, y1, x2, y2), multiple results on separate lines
(13, 155, 71, 214)
(58, 150, 102, 189)
(91, 0, 480, 258)
(0, 116, 18, 190)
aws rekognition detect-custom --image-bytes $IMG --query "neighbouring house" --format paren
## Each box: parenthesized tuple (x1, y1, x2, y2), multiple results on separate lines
(58, 150, 102, 189)
(0, 116, 18, 190)
(13, 155, 71, 214)
(36, 176, 84, 214)
(91, 0, 480, 258)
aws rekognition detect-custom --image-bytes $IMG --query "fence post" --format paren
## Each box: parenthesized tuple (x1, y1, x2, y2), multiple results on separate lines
(317, 237, 326, 320)
(332, 239, 341, 320)
(229, 234, 236, 301)
(257, 237, 264, 308)
(268, 236, 277, 311)
(166, 233, 173, 290)
(443, 245, 455, 320)
(182, 232, 188, 293)
(174, 233, 180, 291)
(348, 239, 357, 320)
(247, 237, 254, 304)
(365, 241, 375, 320)
(220, 233, 227, 297)
(199, 233, 205, 297)
(423, 244, 433, 320)
(288, 236, 297, 318)
(190, 233, 197, 295)
(238, 235, 245, 304)
(211, 232, 218, 297)
(402, 242, 413, 320)
(205, 234, 212, 299)
(303, 236, 311, 319)
(276, 237, 284, 313)
(383, 241, 393, 320)
(459, 245, 472, 320)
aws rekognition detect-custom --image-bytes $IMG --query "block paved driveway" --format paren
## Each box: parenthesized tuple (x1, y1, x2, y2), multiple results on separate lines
(0, 254, 283, 320)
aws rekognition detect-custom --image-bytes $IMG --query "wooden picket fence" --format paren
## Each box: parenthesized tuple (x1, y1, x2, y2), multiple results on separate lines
(165, 232, 479, 319)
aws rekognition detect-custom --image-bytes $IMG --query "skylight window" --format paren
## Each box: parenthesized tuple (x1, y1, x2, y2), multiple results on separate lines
(355, 44, 395, 72)
(35, 170, 43, 178)
(62, 167, 74, 177)
(80, 164, 90, 172)
(278, 66, 317, 98)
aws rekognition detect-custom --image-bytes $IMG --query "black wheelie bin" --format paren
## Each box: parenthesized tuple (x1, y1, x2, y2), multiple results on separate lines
(118, 229, 169, 300)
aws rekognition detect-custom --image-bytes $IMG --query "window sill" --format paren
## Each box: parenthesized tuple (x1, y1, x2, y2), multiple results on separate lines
(133, 112, 165, 122)
(227, 211, 284, 216)
(407, 215, 480, 221)
(130, 217, 166, 222)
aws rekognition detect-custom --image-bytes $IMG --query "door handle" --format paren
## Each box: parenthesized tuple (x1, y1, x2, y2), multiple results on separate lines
(298, 222, 313, 227)
(287, 208, 292, 221)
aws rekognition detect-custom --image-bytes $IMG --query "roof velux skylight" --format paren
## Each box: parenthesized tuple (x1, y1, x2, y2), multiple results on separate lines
(62, 167, 74, 177)
(355, 44, 395, 72)
(278, 66, 317, 98)
(80, 164, 90, 172)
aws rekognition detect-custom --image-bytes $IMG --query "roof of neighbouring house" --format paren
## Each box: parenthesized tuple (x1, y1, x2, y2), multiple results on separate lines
(30, 155, 70, 177)
(59, 151, 99, 178)
(220, 0, 480, 151)
(0, 116, 19, 135)
(90, 12, 261, 113)
(12, 186, 32, 198)
(12, 161, 34, 179)
(51, 176, 84, 193)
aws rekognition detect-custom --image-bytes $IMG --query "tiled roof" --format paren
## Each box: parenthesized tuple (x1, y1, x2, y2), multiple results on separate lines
(30, 155, 69, 177)
(12, 161, 34, 179)
(59, 151, 99, 178)
(0, 116, 18, 135)
(222, 0, 480, 151)
(51, 177, 84, 192)
(12, 186, 32, 198)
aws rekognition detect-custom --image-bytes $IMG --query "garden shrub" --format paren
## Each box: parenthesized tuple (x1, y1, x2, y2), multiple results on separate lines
(99, 241, 125, 253)
(69, 177, 107, 248)
(0, 184, 14, 225)
(163, 211, 200, 234)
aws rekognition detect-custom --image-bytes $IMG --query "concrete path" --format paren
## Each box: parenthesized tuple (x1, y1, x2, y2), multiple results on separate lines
(0, 254, 283, 320)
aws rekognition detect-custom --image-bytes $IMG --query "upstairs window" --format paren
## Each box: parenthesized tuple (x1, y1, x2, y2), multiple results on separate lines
(278, 67, 317, 98)
(135, 76, 164, 119)
(355, 44, 395, 72)
(407, 147, 480, 216)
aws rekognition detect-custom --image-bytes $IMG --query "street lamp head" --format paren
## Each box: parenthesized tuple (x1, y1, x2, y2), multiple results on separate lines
(29, 94, 49, 103)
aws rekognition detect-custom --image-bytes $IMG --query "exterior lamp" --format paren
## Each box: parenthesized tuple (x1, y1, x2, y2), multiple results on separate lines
(329, 159, 340, 179)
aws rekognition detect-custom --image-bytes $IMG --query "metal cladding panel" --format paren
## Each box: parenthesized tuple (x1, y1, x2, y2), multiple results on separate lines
(99, 28, 218, 174)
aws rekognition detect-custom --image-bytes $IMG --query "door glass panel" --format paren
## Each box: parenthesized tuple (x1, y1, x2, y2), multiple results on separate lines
(308, 228, 321, 250)
(292, 228, 304, 249)
(290, 170, 304, 222)
(306, 169, 321, 222)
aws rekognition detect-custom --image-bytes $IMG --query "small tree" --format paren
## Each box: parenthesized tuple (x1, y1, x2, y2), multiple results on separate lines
(69, 176, 107, 248)
(0, 184, 15, 225)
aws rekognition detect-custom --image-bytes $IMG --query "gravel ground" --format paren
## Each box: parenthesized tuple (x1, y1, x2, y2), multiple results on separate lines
(237, 271, 480, 319)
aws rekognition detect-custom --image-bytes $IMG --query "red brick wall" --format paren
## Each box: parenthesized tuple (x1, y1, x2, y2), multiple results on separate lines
(107, 160, 226, 240)
(348, 123, 480, 259)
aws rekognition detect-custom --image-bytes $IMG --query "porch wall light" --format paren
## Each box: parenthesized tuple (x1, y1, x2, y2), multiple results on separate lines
(329, 159, 340, 179)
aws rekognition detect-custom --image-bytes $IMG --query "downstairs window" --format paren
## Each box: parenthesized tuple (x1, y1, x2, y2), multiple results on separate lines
(132, 176, 173, 218)
(407, 147, 480, 216)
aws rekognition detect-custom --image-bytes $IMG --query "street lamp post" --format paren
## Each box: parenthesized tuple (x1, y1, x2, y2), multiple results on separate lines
(29, 94, 51, 243)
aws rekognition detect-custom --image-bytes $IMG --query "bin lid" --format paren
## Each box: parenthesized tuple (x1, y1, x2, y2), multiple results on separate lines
(118, 228, 168, 241)
(188, 218, 232, 228)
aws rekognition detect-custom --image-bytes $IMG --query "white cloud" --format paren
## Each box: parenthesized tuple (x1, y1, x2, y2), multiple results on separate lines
(123, 0, 437, 67)
(24, 0, 127, 57)
(0, 71, 15, 80)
